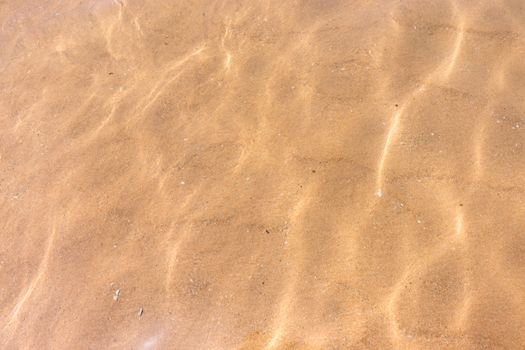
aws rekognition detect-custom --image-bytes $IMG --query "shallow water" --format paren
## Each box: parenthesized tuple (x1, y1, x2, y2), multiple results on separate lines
(1, 0, 525, 349)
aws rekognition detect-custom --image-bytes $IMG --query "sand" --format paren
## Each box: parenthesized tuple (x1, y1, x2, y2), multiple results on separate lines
(1, 0, 525, 349)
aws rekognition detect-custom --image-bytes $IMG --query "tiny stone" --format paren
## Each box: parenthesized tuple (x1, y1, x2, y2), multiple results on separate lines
(113, 289, 120, 301)
(376, 189, 384, 198)
(138, 308, 144, 317)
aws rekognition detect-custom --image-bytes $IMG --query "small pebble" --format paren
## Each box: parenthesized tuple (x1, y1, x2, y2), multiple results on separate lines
(113, 289, 120, 301)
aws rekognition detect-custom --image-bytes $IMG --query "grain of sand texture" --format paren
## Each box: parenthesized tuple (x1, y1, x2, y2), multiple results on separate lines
(1, 0, 525, 349)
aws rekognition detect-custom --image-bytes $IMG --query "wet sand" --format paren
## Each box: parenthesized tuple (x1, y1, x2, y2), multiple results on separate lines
(2, 0, 525, 349)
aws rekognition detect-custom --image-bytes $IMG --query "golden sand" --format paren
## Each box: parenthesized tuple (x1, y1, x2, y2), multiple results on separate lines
(1, 0, 525, 348)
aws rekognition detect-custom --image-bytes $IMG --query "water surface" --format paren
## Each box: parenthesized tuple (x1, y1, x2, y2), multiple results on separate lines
(1, 0, 525, 348)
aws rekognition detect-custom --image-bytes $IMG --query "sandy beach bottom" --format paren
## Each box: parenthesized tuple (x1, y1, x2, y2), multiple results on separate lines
(1, 0, 525, 349)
